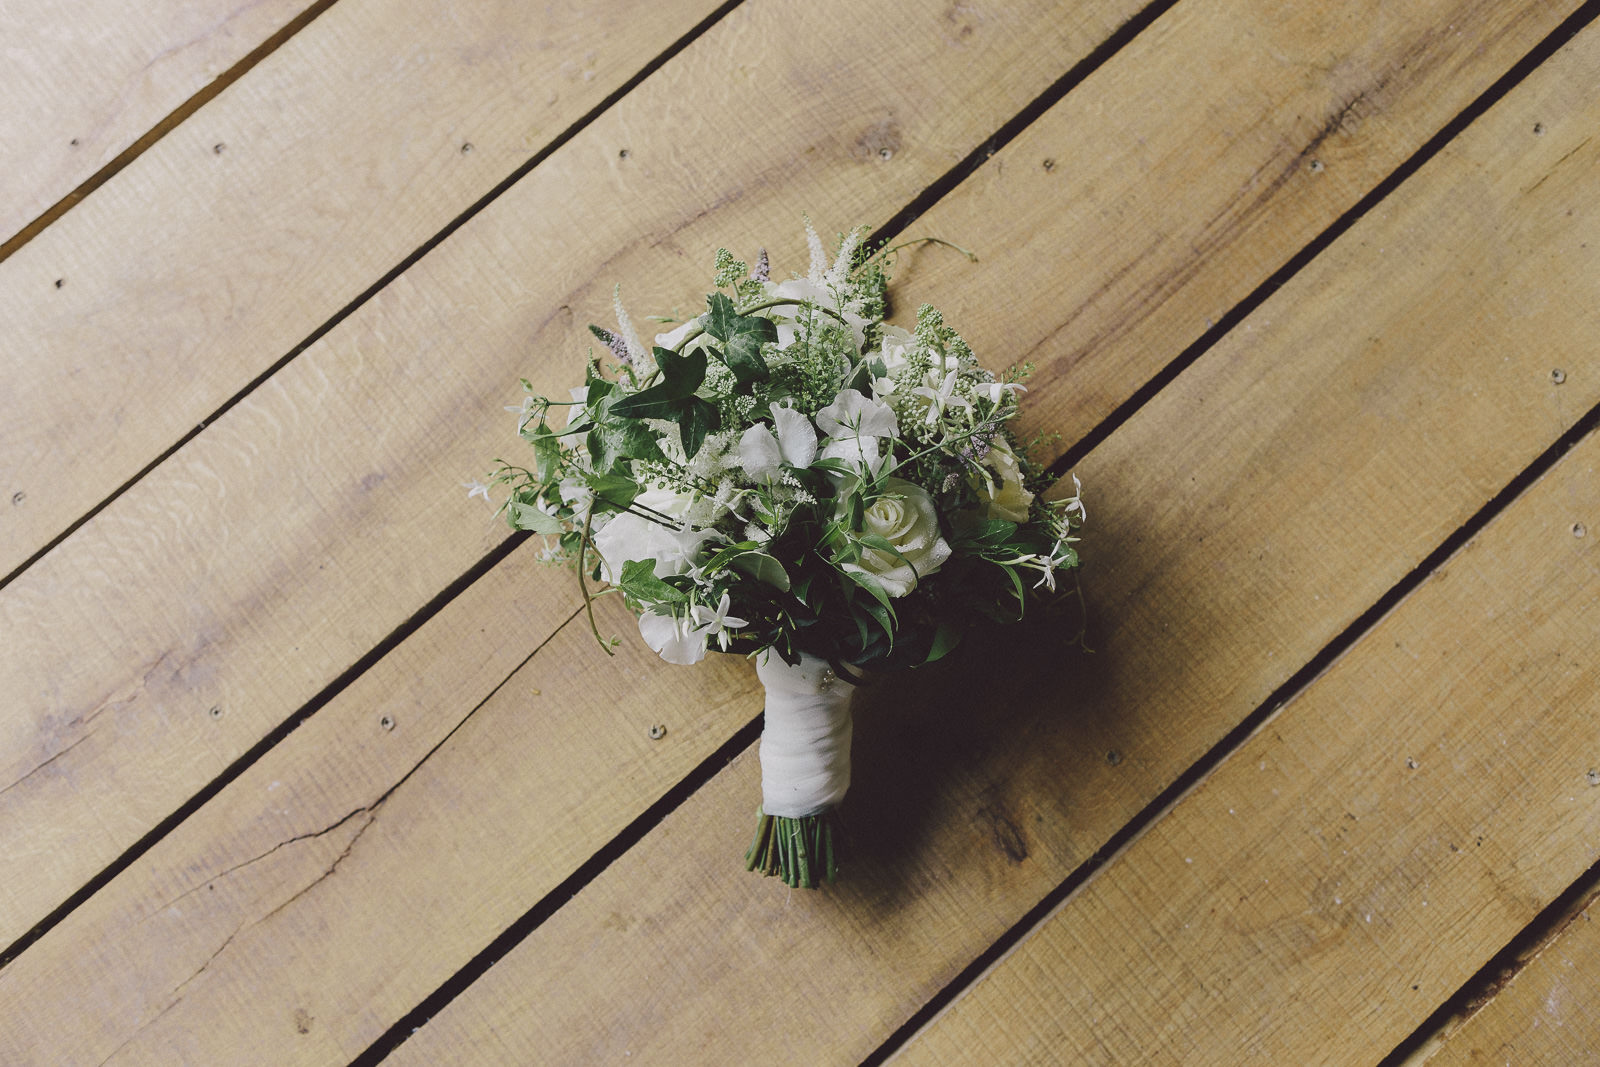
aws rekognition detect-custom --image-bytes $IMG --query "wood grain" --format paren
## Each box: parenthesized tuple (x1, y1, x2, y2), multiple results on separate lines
(0, 0, 729, 579)
(384, 17, 1600, 1067)
(0, 0, 1142, 980)
(0, 0, 317, 249)
(1421, 896, 1600, 1066)
(890, 0, 1576, 463)
(0, 561, 767, 1066)
(893, 414, 1600, 1066)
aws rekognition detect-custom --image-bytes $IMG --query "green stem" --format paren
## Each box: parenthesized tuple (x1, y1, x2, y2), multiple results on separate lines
(743, 807, 840, 889)
(576, 510, 614, 656)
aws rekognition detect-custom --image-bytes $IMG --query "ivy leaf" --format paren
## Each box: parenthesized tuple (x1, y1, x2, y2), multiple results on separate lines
(704, 292, 740, 342)
(722, 326, 772, 385)
(608, 347, 707, 420)
(587, 472, 639, 512)
(617, 559, 688, 604)
(587, 419, 664, 472)
(705, 292, 775, 385)
(678, 397, 719, 459)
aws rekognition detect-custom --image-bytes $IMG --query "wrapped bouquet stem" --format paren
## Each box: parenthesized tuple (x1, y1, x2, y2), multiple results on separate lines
(745, 651, 853, 887)
(481, 222, 1085, 889)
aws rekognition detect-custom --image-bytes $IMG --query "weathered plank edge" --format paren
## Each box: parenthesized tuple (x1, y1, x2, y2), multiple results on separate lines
(1382, 857, 1600, 1064)
(868, 6, 1600, 1059)
(0, 0, 749, 591)
(0, 0, 340, 264)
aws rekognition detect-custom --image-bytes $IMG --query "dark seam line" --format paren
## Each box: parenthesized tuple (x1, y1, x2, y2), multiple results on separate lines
(861, 4, 1600, 1060)
(1377, 854, 1600, 1064)
(1045, 0, 1600, 480)
(863, 0, 1184, 260)
(862, 392, 1600, 1065)
(0, 0, 748, 595)
(346, 712, 766, 1067)
(0, 530, 528, 970)
(0, 0, 343, 265)
(345, 2, 1195, 1062)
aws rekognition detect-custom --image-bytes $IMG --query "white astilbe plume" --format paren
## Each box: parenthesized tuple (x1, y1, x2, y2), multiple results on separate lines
(805, 216, 828, 283)
(824, 228, 861, 291)
(612, 286, 649, 367)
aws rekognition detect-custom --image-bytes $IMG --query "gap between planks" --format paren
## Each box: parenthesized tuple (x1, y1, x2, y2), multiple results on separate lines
(0, 0, 340, 264)
(0, 0, 1587, 1062)
(0, 0, 1155, 962)
(382, 10, 1600, 1061)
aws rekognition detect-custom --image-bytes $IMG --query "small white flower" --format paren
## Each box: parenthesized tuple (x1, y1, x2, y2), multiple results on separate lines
(691, 592, 749, 650)
(984, 381, 1027, 404)
(505, 395, 539, 432)
(913, 370, 973, 425)
(565, 386, 590, 429)
(816, 388, 898, 440)
(462, 480, 492, 503)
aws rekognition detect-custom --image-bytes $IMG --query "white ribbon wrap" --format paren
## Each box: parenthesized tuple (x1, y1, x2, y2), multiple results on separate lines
(755, 650, 853, 818)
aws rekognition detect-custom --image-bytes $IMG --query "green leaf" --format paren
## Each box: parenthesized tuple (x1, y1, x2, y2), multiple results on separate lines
(925, 620, 962, 663)
(678, 397, 719, 459)
(723, 328, 771, 385)
(729, 551, 790, 592)
(587, 472, 639, 511)
(704, 292, 740, 342)
(608, 347, 707, 419)
(504, 492, 563, 534)
(705, 293, 774, 385)
(527, 421, 562, 481)
(587, 419, 663, 472)
(617, 559, 688, 604)
(843, 567, 897, 625)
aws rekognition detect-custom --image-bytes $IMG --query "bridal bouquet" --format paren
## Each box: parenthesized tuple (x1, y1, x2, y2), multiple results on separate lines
(486, 224, 1084, 888)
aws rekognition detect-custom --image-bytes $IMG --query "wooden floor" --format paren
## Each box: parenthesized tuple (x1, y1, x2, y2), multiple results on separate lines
(3, 0, 1599, 1063)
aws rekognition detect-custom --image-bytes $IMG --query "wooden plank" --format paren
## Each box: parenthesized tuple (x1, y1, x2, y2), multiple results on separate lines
(895, 0, 1578, 462)
(0, 555, 765, 1065)
(1421, 896, 1600, 1066)
(892, 429, 1600, 1065)
(0, 0, 1145, 972)
(0, 0, 730, 579)
(379, 16, 1600, 1065)
(0, 0, 1572, 1048)
(0, 0, 317, 249)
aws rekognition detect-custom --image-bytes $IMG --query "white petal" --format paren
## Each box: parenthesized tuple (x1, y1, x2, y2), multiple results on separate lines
(638, 613, 708, 666)
(771, 405, 818, 468)
(737, 424, 782, 480)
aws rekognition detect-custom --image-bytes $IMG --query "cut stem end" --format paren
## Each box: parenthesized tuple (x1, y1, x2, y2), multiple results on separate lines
(743, 807, 841, 889)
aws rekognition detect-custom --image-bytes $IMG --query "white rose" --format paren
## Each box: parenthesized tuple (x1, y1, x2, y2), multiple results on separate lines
(976, 438, 1034, 524)
(842, 478, 953, 597)
(592, 487, 713, 583)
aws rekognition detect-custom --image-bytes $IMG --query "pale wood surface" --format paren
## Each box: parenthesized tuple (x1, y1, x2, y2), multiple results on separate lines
(1422, 896, 1600, 1066)
(0, 0, 317, 248)
(389, 15, 1600, 1063)
(0, 0, 728, 579)
(2, 0, 1598, 1063)
(0, 0, 1143, 955)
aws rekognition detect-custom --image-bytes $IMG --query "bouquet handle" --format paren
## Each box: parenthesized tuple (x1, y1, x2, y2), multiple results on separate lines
(744, 651, 853, 888)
